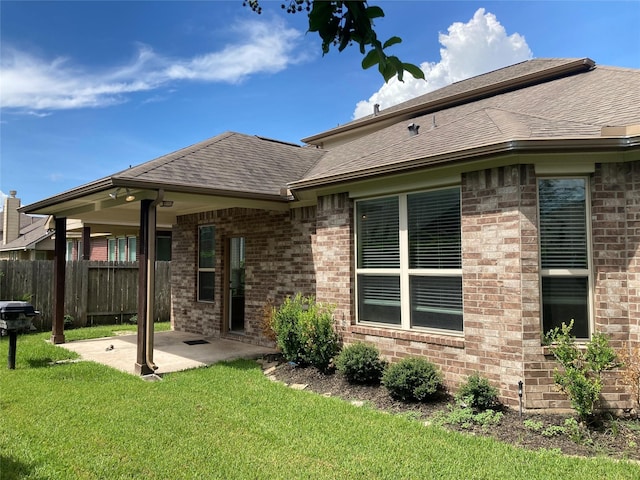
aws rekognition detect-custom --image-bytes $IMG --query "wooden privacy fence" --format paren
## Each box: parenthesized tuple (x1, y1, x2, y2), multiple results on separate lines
(0, 260, 171, 331)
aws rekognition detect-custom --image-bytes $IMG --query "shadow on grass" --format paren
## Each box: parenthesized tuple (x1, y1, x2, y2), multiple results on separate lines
(26, 357, 56, 368)
(0, 454, 46, 480)
(217, 358, 264, 371)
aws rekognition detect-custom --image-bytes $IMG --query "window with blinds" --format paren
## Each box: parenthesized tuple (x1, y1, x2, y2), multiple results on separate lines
(198, 225, 216, 302)
(356, 187, 463, 332)
(538, 178, 590, 338)
(408, 189, 461, 269)
(357, 197, 399, 269)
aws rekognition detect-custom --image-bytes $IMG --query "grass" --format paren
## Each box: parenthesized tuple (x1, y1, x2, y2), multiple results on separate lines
(1, 327, 639, 479)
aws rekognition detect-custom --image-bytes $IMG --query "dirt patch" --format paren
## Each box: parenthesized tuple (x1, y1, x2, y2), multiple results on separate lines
(267, 360, 640, 462)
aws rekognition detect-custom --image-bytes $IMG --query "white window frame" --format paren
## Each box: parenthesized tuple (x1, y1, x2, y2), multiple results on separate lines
(537, 176, 593, 339)
(355, 187, 463, 334)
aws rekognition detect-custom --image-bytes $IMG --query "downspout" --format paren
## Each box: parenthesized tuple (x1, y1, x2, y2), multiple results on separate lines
(145, 189, 163, 371)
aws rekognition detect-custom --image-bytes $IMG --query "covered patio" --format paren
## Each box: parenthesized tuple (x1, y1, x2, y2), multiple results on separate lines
(59, 330, 276, 376)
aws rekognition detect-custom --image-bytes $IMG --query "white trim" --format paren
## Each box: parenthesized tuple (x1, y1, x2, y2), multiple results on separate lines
(354, 186, 463, 333)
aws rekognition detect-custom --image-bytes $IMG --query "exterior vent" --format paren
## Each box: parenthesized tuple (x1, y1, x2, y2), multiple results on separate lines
(407, 123, 420, 136)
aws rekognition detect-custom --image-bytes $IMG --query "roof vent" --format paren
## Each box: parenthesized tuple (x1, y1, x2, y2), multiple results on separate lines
(407, 123, 420, 136)
(373, 104, 380, 116)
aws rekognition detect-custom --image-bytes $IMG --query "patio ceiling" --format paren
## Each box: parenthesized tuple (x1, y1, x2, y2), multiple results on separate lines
(22, 183, 290, 232)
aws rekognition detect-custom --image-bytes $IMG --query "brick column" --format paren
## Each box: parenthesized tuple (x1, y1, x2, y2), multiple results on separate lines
(315, 193, 354, 334)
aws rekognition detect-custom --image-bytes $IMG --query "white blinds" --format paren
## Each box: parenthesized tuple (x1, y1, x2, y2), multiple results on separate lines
(357, 197, 400, 268)
(539, 179, 587, 269)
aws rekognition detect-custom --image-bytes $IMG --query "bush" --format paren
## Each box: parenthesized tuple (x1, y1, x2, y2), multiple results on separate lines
(336, 342, 387, 384)
(271, 294, 339, 372)
(382, 357, 443, 402)
(455, 374, 499, 411)
(272, 294, 308, 363)
(544, 320, 619, 420)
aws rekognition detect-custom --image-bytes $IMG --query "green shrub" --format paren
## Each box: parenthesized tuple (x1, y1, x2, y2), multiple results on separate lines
(455, 374, 499, 411)
(382, 357, 443, 402)
(271, 294, 339, 372)
(297, 300, 340, 372)
(272, 294, 308, 363)
(544, 320, 619, 421)
(336, 342, 387, 384)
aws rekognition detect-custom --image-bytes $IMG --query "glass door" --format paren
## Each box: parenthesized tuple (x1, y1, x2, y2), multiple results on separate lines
(229, 237, 245, 332)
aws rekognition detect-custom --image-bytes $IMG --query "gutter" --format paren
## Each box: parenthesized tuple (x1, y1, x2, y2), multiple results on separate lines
(19, 178, 288, 215)
(289, 135, 640, 191)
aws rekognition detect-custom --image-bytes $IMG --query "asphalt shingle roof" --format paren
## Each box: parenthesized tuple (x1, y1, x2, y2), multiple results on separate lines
(297, 63, 640, 185)
(0, 215, 52, 251)
(112, 132, 324, 198)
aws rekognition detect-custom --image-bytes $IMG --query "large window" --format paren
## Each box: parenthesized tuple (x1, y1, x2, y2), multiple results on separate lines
(538, 178, 590, 338)
(356, 187, 463, 332)
(198, 225, 216, 302)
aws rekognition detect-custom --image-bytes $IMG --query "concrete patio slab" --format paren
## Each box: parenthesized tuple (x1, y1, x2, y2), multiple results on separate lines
(59, 330, 277, 375)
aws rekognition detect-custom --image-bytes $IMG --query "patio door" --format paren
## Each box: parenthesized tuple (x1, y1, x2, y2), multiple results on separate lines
(228, 237, 245, 332)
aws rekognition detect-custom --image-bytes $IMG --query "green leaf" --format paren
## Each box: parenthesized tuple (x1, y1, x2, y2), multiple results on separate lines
(365, 5, 385, 19)
(382, 36, 402, 49)
(361, 49, 380, 70)
(308, 1, 333, 32)
(402, 62, 425, 80)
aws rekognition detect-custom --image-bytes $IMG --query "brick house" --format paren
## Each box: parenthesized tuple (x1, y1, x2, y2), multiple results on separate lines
(23, 58, 640, 411)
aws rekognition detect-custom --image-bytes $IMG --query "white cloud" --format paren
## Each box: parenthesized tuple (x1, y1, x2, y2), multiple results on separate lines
(353, 8, 533, 119)
(0, 18, 304, 112)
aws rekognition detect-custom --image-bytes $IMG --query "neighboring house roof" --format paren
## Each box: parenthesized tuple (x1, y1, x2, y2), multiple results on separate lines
(0, 215, 53, 252)
(291, 59, 640, 189)
(0, 211, 42, 238)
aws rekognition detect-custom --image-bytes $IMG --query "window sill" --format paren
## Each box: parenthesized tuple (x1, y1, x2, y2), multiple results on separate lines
(350, 324, 465, 349)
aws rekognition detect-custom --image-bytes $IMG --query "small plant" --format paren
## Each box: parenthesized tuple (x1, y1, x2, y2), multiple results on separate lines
(433, 405, 503, 431)
(455, 374, 499, 411)
(523, 419, 543, 432)
(618, 343, 640, 413)
(544, 320, 619, 421)
(382, 357, 443, 402)
(128, 314, 138, 325)
(335, 342, 387, 385)
(271, 293, 339, 372)
(260, 298, 277, 343)
(563, 417, 592, 445)
(541, 424, 566, 438)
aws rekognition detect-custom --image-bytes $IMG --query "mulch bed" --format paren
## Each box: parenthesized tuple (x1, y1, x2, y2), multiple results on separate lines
(266, 359, 640, 462)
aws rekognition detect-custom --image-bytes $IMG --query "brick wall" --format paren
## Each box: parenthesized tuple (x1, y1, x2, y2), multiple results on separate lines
(338, 163, 638, 412)
(172, 206, 316, 346)
(314, 193, 354, 330)
(169, 162, 640, 412)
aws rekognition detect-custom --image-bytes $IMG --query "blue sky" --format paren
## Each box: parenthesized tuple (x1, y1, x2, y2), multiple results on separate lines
(1, 1, 639, 207)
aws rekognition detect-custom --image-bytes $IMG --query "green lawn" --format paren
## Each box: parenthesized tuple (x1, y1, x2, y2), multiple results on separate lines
(1, 326, 638, 479)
